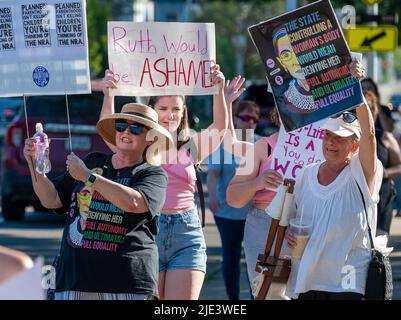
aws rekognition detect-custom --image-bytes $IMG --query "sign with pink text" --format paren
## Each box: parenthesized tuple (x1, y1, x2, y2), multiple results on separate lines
(0, 0, 90, 97)
(270, 120, 325, 183)
(107, 22, 217, 96)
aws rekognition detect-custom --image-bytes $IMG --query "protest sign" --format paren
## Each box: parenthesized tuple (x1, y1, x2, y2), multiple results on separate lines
(107, 22, 217, 96)
(0, 0, 90, 97)
(249, 0, 363, 132)
(271, 120, 325, 183)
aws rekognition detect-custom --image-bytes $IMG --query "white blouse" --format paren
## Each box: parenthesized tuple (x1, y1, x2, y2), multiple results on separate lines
(286, 154, 383, 298)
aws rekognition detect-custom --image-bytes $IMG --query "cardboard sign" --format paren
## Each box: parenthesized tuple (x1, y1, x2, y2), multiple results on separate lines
(108, 22, 217, 96)
(271, 120, 325, 182)
(249, 0, 363, 132)
(0, 0, 90, 97)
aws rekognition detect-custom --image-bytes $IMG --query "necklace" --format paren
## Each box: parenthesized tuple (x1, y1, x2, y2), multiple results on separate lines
(111, 155, 142, 177)
(284, 81, 316, 111)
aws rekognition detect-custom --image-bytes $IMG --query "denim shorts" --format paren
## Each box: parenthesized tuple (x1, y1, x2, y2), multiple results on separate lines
(156, 208, 207, 273)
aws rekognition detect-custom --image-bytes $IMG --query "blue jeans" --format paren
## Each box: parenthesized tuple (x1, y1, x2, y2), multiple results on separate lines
(214, 215, 251, 300)
(157, 208, 207, 272)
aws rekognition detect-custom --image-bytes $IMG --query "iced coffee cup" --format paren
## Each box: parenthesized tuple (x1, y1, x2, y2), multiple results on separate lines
(289, 218, 311, 260)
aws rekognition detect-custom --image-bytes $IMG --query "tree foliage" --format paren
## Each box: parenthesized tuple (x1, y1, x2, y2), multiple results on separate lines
(86, 0, 112, 78)
(193, 0, 285, 80)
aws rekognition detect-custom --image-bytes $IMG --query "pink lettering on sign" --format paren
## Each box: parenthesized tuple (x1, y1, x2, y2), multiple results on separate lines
(139, 58, 214, 88)
(273, 158, 301, 179)
(112, 27, 157, 54)
(163, 31, 208, 55)
(110, 63, 134, 85)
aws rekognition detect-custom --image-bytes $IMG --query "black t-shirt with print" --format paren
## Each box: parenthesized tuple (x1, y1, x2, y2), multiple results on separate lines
(51, 152, 167, 295)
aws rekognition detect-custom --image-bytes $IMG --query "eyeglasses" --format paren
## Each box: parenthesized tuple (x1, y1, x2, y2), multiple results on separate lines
(115, 121, 147, 135)
(278, 49, 295, 63)
(331, 112, 357, 124)
(236, 114, 259, 123)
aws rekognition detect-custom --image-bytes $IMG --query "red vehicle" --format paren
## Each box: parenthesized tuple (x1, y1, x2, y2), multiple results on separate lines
(0, 86, 135, 221)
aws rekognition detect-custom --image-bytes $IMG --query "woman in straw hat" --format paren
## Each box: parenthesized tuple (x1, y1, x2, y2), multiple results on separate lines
(101, 64, 227, 299)
(23, 103, 173, 300)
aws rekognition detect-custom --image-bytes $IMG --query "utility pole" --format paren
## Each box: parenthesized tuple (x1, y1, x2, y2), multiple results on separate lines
(366, 3, 379, 83)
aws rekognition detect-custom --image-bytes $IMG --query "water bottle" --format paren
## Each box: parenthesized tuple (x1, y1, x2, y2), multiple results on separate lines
(33, 122, 51, 174)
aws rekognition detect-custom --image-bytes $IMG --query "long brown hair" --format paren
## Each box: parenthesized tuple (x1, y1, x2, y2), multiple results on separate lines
(363, 90, 379, 121)
(148, 95, 190, 148)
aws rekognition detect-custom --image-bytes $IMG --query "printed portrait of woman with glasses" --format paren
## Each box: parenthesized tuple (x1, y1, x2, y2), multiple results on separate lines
(271, 26, 317, 115)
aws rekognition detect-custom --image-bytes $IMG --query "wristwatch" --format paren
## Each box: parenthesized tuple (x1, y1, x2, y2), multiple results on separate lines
(85, 172, 98, 187)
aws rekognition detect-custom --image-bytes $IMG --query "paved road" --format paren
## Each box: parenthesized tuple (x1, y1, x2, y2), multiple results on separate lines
(200, 210, 401, 300)
(1, 209, 400, 300)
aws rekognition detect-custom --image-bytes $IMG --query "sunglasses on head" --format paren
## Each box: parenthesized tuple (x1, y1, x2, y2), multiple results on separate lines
(331, 112, 357, 124)
(236, 114, 259, 123)
(114, 121, 147, 135)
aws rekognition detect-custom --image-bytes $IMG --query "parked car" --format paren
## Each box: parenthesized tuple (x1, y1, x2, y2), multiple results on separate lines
(0, 85, 135, 221)
(0, 97, 21, 144)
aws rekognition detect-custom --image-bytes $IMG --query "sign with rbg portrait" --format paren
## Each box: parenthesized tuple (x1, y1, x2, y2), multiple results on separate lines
(249, 0, 363, 132)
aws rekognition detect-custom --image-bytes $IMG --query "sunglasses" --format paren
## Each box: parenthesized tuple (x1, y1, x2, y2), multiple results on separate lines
(331, 112, 357, 124)
(115, 121, 147, 135)
(236, 114, 259, 123)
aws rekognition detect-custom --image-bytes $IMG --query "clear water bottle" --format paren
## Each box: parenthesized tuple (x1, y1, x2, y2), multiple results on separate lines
(33, 122, 51, 174)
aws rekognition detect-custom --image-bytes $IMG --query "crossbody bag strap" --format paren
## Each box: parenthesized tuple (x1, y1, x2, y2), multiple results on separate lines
(194, 165, 206, 228)
(355, 181, 376, 250)
(187, 146, 205, 228)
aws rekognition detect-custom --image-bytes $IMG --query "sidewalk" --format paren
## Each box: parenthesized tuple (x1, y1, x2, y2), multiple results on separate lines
(200, 209, 401, 300)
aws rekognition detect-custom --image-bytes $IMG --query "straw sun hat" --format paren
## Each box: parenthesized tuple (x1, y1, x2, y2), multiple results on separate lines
(96, 103, 173, 165)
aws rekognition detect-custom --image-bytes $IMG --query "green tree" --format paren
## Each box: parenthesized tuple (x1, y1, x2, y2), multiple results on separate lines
(193, 0, 285, 80)
(394, 47, 401, 78)
(86, 0, 112, 78)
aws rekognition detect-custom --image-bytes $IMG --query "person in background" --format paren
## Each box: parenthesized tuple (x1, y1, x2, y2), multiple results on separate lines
(361, 78, 394, 132)
(101, 65, 228, 300)
(226, 103, 284, 295)
(207, 76, 261, 300)
(363, 87, 401, 235)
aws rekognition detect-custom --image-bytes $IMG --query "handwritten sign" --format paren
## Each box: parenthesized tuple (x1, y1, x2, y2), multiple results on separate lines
(271, 120, 325, 181)
(0, 0, 90, 97)
(108, 22, 217, 96)
(249, 0, 363, 132)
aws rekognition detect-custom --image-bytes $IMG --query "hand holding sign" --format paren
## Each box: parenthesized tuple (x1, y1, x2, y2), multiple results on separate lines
(257, 169, 284, 190)
(102, 69, 118, 97)
(211, 64, 225, 91)
(350, 60, 366, 81)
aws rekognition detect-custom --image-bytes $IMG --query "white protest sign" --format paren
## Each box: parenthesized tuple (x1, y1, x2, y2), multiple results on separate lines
(0, 257, 44, 300)
(271, 119, 325, 182)
(0, 0, 90, 97)
(108, 22, 217, 96)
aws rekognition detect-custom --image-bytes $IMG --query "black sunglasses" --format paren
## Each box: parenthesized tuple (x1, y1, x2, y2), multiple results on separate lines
(114, 121, 147, 135)
(331, 112, 357, 124)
